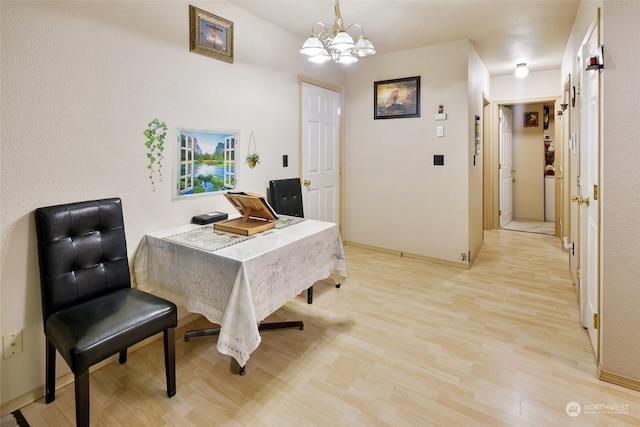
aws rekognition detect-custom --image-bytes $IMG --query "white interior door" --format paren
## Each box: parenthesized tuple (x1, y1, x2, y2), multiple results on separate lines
(301, 82, 340, 223)
(499, 106, 514, 227)
(578, 22, 601, 355)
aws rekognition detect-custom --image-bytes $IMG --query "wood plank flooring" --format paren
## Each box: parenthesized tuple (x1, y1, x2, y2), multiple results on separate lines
(20, 230, 640, 426)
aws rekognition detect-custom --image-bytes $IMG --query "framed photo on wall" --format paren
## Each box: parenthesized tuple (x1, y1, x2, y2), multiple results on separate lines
(524, 111, 539, 127)
(189, 5, 234, 63)
(374, 76, 420, 119)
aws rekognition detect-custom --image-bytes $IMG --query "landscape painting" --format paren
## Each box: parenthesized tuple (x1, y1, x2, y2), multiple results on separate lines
(174, 128, 237, 198)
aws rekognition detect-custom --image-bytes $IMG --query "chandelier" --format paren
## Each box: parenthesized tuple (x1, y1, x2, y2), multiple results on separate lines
(299, 0, 376, 64)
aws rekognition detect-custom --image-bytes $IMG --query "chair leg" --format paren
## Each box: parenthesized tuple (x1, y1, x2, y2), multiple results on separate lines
(307, 286, 313, 304)
(75, 371, 90, 427)
(119, 349, 127, 364)
(45, 339, 56, 403)
(164, 328, 176, 397)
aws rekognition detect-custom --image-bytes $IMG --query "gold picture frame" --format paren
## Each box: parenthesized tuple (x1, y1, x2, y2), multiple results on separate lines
(189, 5, 233, 63)
(524, 111, 539, 127)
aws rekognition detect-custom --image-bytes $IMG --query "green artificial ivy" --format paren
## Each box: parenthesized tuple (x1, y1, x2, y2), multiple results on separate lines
(143, 118, 167, 191)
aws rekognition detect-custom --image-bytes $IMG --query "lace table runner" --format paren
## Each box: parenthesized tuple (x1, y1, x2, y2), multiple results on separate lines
(274, 215, 305, 228)
(163, 215, 305, 253)
(163, 227, 252, 252)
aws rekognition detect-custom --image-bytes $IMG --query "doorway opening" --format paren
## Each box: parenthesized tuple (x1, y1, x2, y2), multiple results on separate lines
(497, 101, 558, 236)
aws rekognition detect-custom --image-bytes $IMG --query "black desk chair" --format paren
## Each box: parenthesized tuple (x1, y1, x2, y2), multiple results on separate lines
(35, 198, 177, 427)
(268, 178, 341, 303)
(268, 178, 313, 303)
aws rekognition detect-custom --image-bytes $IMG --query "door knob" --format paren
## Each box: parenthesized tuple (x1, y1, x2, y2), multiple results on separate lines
(571, 195, 590, 206)
(303, 179, 311, 187)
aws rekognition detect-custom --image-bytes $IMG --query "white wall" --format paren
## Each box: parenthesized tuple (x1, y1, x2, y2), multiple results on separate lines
(601, 0, 640, 382)
(467, 44, 490, 261)
(343, 40, 474, 265)
(0, 0, 343, 405)
(511, 103, 545, 221)
(491, 69, 561, 103)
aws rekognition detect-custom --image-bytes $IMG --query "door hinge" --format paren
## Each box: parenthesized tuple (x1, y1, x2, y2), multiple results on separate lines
(593, 313, 599, 329)
(498, 163, 502, 170)
(498, 209, 502, 216)
(593, 184, 599, 201)
(577, 176, 581, 187)
(577, 267, 580, 280)
(577, 82, 581, 95)
(498, 117, 502, 123)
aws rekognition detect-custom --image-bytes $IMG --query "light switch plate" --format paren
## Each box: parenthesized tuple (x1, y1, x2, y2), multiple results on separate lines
(437, 126, 444, 137)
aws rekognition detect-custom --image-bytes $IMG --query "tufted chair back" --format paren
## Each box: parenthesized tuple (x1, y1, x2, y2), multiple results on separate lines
(35, 198, 131, 322)
(34, 197, 177, 427)
(268, 178, 304, 218)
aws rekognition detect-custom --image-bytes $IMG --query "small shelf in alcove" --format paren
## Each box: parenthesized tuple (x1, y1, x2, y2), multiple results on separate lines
(586, 64, 603, 71)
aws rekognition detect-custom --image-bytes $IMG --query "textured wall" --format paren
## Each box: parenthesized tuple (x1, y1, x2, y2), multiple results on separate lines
(0, 0, 342, 405)
(601, 0, 640, 382)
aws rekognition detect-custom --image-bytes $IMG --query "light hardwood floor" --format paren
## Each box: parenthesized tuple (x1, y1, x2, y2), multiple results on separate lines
(21, 230, 640, 426)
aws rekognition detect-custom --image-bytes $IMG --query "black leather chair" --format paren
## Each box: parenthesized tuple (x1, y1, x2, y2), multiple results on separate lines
(269, 178, 313, 304)
(269, 178, 304, 218)
(35, 198, 177, 427)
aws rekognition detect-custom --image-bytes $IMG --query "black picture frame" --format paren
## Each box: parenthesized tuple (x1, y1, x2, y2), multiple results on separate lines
(374, 76, 420, 119)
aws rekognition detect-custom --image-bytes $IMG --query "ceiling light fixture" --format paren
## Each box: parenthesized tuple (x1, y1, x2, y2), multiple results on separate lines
(515, 63, 529, 78)
(300, 0, 376, 64)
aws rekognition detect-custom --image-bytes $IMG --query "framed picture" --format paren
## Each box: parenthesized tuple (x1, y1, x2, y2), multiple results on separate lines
(173, 127, 238, 198)
(189, 5, 233, 63)
(374, 76, 420, 119)
(524, 112, 539, 127)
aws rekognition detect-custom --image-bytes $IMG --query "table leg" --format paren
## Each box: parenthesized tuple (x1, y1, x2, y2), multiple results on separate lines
(184, 327, 220, 341)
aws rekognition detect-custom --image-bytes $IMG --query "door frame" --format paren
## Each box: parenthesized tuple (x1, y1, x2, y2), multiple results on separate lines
(298, 75, 344, 228)
(486, 98, 563, 233)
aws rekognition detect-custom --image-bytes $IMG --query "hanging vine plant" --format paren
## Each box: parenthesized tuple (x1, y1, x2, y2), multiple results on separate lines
(143, 118, 167, 191)
(246, 131, 260, 169)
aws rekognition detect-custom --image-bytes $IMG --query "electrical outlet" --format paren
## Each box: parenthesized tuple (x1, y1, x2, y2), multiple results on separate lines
(3, 331, 23, 359)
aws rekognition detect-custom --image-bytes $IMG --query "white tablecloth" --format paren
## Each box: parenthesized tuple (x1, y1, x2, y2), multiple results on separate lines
(133, 219, 347, 366)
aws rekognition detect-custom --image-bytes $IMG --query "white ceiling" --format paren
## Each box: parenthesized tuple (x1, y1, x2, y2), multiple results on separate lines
(230, 0, 581, 76)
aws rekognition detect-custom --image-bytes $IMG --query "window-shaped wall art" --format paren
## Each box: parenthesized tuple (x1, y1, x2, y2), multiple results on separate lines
(174, 128, 238, 198)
